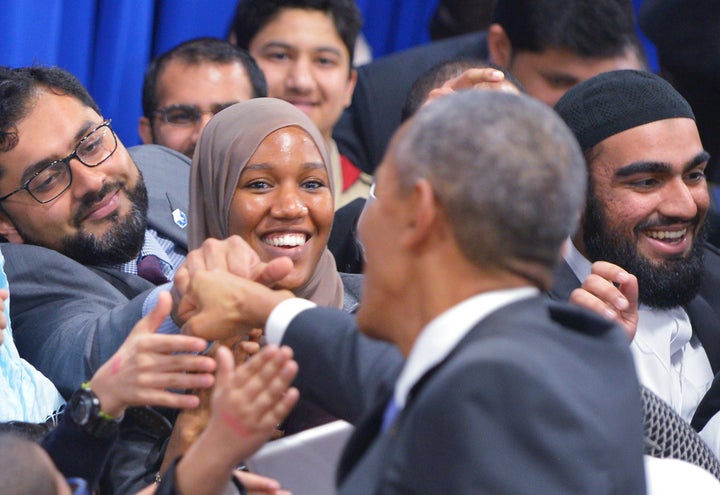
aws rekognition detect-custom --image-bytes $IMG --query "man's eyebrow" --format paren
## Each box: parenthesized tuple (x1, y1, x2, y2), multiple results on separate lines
(614, 151, 710, 178)
(685, 150, 711, 172)
(313, 46, 343, 57)
(19, 120, 97, 183)
(259, 41, 293, 51)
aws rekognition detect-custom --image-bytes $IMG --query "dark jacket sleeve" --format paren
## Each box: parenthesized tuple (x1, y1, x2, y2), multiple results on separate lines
(154, 457, 246, 495)
(41, 411, 118, 492)
(283, 306, 404, 423)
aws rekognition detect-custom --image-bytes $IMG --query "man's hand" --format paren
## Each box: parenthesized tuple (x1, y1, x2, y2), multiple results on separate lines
(90, 292, 217, 418)
(424, 68, 520, 106)
(569, 261, 639, 341)
(172, 236, 293, 326)
(181, 271, 294, 341)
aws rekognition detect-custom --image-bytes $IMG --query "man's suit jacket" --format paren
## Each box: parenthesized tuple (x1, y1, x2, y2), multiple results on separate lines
(5, 144, 190, 397)
(333, 32, 488, 175)
(283, 296, 646, 494)
(549, 245, 720, 432)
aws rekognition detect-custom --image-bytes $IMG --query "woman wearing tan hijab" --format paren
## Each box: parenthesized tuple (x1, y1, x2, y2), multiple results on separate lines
(188, 97, 361, 312)
(182, 97, 361, 440)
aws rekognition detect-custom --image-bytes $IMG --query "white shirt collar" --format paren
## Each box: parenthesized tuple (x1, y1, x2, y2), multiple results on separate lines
(393, 286, 539, 408)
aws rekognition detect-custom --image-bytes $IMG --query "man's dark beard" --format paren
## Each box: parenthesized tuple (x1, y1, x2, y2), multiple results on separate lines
(583, 190, 706, 309)
(18, 179, 148, 266)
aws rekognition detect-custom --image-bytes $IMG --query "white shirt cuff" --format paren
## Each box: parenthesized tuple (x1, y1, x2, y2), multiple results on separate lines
(265, 298, 317, 346)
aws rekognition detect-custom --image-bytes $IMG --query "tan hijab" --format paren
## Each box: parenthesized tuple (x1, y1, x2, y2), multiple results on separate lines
(188, 97, 343, 308)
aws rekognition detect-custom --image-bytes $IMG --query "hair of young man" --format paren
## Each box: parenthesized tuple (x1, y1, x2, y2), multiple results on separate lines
(394, 91, 586, 286)
(400, 57, 524, 121)
(0, 66, 100, 154)
(491, 0, 637, 58)
(0, 432, 59, 495)
(230, 0, 363, 72)
(141, 37, 268, 118)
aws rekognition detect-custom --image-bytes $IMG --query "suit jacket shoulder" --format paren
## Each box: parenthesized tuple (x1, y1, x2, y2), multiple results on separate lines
(338, 296, 645, 494)
(129, 144, 189, 250)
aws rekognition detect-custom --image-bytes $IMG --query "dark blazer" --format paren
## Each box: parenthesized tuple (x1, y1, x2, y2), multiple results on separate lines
(549, 245, 720, 431)
(333, 32, 488, 175)
(283, 296, 646, 494)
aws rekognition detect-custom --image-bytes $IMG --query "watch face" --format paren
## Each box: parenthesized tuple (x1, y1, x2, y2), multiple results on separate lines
(70, 390, 95, 426)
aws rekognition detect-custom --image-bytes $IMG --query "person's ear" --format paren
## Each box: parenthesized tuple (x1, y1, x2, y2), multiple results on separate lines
(487, 24, 513, 68)
(138, 116, 154, 145)
(342, 68, 358, 108)
(400, 179, 437, 250)
(0, 211, 24, 243)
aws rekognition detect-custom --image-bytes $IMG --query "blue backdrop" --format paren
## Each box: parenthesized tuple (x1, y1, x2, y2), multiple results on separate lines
(0, 0, 652, 148)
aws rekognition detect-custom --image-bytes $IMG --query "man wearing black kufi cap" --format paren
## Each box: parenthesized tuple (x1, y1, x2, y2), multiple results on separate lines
(551, 69, 720, 454)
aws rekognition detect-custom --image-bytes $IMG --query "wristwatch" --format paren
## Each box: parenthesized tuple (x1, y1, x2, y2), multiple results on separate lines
(67, 383, 122, 438)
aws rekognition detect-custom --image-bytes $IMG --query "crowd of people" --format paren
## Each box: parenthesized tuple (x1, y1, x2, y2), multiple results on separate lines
(1, 0, 720, 494)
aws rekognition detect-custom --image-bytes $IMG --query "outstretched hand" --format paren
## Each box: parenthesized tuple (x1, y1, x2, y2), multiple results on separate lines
(173, 344, 299, 495)
(172, 236, 293, 327)
(90, 291, 216, 418)
(181, 270, 294, 341)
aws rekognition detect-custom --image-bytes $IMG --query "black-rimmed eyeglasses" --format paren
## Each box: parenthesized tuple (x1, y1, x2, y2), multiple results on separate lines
(0, 120, 117, 204)
(152, 103, 237, 126)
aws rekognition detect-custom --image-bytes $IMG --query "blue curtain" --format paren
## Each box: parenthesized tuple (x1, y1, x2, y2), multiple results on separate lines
(0, 0, 439, 147)
(1, 0, 654, 148)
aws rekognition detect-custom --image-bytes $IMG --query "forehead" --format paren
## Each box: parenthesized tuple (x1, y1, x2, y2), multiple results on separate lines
(252, 126, 322, 159)
(591, 118, 703, 172)
(252, 8, 348, 55)
(518, 46, 642, 80)
(155, 60, 252, 101)
(0, 90, 100, 178)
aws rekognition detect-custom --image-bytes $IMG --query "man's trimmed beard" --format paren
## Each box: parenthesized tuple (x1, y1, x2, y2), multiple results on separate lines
(583, 184, 705, 309)
(17, 178, 148, 266)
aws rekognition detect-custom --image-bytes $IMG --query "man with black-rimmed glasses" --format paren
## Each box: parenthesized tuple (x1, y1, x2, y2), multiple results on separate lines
(0, 65, 268, 494)
(138, 37, 266, 159)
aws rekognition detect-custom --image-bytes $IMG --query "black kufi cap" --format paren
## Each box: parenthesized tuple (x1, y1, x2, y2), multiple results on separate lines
(554, 69, 694, 151)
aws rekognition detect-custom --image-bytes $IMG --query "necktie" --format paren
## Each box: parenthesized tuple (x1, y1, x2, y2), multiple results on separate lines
(381, 396, 400, 433)
(137, 255, 170, 285)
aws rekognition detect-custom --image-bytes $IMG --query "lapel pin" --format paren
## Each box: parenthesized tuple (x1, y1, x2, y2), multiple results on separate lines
(172, 208, 188, 229)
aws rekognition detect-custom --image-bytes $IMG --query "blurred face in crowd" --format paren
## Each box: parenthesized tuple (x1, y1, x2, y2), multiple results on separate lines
(248, 8, 357, 141)
(488, 25, 644, 107)
(228, 126, 334, 291)
(506, 46, 642, 107)
(577, 117, 710, 308)
(0, 90, 148, 266)
(139, 59, 254, 158)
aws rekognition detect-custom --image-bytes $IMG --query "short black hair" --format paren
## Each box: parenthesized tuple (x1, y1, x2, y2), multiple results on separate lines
(0, 66, 100, 153)
(401, 58, 524, 121)
(492, 0, 637, 58)
(230, 0, 362, 66)
(142, 37, 267, 118)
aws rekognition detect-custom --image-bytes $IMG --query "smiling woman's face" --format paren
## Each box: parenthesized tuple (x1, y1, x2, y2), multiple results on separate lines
(228, 126, 334, 290)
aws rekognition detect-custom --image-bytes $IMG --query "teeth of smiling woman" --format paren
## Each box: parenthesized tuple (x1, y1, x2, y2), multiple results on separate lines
(646, 228, 687, 240)
(264, 233, 307, 247)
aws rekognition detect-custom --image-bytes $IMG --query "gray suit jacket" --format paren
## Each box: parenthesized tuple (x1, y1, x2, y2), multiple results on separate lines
(283, 297, 646, 494)
(6, 144, 190, 397)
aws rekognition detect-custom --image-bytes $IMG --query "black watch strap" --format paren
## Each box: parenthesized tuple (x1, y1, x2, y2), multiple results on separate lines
(68, 385, 122, 439)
